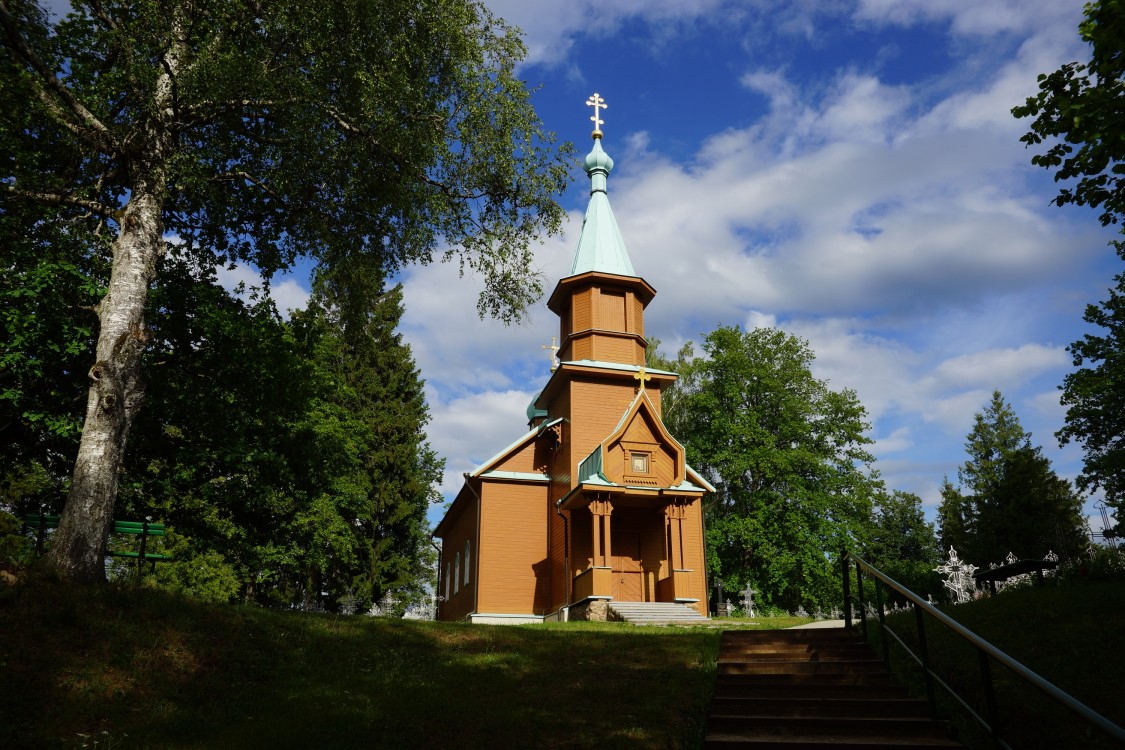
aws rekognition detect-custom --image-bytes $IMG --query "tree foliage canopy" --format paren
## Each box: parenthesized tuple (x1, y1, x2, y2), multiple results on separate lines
(651, 326, 879, 612)
(938, 391, 1088, 565)
(1013, 0, 1125, 227)
(1013, 0, 1125, 533)
(1, 0, 569, 580)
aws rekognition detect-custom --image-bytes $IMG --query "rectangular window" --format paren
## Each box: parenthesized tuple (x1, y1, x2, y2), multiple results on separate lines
(630, 452, 650, 474)
(464, 541, 471, 586)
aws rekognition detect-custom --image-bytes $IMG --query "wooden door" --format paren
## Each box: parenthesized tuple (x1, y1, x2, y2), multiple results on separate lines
(612, 531, 643, 601)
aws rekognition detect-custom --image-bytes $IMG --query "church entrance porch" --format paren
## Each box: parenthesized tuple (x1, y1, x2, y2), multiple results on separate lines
(568, 497, 699, 607)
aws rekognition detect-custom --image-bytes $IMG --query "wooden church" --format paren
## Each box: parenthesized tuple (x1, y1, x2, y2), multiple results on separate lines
(434, 95, 713, 623)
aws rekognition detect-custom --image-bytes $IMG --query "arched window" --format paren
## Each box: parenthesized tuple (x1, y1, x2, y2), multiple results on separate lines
(463, 540, 471, 586)
(454, 552, 461, 594)
(444, 563, 450, 600)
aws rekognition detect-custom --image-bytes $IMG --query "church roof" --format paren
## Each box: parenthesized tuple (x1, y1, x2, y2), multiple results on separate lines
(567, 137, 636, 278)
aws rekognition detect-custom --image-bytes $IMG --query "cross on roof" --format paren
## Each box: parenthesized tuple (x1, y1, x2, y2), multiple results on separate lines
(634, 365, 651, 390)
(586, 92, 607, 137)
(541, 336, 560, 372)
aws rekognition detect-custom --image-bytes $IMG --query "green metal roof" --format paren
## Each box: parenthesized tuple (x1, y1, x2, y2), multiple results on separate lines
(568, 138, 636, 278)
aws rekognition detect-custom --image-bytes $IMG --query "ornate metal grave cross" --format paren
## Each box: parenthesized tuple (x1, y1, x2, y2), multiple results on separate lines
(934, 546, 977, 604)
(586, 92, 607, 137)
(741, 583, 754, 618)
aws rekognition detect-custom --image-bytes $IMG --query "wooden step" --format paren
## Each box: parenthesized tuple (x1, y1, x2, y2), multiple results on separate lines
(710, 696, 931, 719)
(706, 629, 965, 749)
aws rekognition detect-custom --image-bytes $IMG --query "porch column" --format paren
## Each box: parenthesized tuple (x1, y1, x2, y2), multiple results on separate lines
(592, 502, 602, 567)
(666, 500, 687, 569)
(603, 499, 613, 565)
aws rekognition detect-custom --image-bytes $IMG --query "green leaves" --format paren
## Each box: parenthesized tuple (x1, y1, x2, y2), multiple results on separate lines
(939, 392, 1088, 566)
(1014, 1, 1125, 226)
(654, 325, 878, 612)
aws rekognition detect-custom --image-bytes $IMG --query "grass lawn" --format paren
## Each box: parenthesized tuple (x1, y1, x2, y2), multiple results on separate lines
(0, 578, 808, 749)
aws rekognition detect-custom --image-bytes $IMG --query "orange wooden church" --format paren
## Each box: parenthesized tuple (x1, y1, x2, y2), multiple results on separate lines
(434, 95, 713, 623)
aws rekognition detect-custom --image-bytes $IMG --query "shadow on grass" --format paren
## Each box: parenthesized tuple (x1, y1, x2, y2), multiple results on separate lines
(1, 579, 720, 749)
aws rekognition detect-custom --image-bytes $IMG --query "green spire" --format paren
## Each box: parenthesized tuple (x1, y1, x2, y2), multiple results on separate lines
(569, 92, 636, 278)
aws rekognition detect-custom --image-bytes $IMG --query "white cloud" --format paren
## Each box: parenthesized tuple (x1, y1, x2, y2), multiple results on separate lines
(215, 263, 310, 318)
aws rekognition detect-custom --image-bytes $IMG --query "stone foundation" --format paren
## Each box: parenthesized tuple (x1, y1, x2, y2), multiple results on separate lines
(569, 598, 609, 621)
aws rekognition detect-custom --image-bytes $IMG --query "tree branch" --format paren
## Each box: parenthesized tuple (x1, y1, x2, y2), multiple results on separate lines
(0, 0, 120, 155)
(2, 183, 117, 219)
(213, 170, 281, 201)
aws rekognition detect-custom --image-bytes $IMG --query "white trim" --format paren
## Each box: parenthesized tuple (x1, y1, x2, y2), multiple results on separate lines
(468, 613, 546, 625)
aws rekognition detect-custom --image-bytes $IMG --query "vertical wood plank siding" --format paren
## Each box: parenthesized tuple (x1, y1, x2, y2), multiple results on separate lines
(477, 480, 549, 614)
(439, 495, 479, 621)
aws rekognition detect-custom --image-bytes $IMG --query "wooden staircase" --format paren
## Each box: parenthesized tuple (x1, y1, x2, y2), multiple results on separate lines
(705, 629, 966, 748)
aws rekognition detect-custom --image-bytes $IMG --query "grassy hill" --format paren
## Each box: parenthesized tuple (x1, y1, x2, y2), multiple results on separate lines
(1, 578, 729, 749)
(5, 574, 1122, 749)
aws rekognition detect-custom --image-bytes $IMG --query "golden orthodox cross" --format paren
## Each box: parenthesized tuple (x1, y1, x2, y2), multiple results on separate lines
(541, 336, 560, 372)
(634, 365, 651, 390)
(586, 92, 607, 137)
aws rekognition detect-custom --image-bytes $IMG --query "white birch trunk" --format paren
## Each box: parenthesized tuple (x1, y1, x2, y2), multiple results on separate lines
(46, 18, 184, 581)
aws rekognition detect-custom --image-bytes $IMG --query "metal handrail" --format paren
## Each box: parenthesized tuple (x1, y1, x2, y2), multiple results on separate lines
(841, 550, 1125, 748)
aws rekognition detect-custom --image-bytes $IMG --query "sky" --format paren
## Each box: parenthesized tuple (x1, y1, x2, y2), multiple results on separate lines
(42, 0, 1118, 540)
(389, 0, 1119, 539)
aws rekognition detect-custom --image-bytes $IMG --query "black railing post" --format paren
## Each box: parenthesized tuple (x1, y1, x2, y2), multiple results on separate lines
(855, 560, 867, 639)
(979, 647, 1001, 748)
(914, 601, 937, 713)
(875, 577, 889, 666)
(842, 550, 853, 630)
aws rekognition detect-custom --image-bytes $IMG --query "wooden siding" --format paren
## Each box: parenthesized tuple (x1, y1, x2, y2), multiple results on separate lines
(477, 480, 549, 615)
(572, 288, 593, 333)
(680, 499, 708, 615)
(597, 290, 626, 331)
(571, 507, 593, 574)
(591, 334, 634, 364)
(490, 433, 546, 475)
(549, 508, 568, 613)
(568, 379, 637, 487)
(438, 491, 478, 621)
(632, 295, 645, 338)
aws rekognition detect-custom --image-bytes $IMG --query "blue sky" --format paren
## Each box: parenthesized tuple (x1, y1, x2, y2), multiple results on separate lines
(44, 1, 1116, 540)
(394, 0, 1118, 538)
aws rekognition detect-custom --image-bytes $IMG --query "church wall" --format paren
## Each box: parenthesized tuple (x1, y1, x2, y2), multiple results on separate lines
(549, 508, 568, 613)
(568, 379, 637, 479)
(591, 334, 635, 364)
(548, 387, 573, 614)
(680, 499, 709, 615)
(477, 480, 549, 615)
(491, 435, 540, 475)
(439, 492, 479, 621)
(596, 290, 626, 330)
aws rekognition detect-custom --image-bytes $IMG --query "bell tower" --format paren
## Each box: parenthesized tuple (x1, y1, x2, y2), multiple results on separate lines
(546, 94, 656, 369)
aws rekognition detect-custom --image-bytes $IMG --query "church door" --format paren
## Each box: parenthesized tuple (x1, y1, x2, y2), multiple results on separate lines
(612, 531, 643, 601)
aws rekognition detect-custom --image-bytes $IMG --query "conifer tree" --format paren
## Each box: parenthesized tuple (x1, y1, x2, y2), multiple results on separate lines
(939, 391, 1087, 564)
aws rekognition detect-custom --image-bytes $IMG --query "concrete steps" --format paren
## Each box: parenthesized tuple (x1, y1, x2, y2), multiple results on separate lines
(606, 601, 710, 625)
(705, 629, 965, 748)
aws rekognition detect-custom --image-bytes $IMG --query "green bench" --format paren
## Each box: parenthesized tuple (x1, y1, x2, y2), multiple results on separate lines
(24, 514, 171, 569)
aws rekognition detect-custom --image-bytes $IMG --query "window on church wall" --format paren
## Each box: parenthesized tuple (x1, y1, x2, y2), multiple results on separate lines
(454, 552, 461, 594)
(444, 563, 450, 600)
(463, 541, 471, 586)
(630, 452, 650, 474)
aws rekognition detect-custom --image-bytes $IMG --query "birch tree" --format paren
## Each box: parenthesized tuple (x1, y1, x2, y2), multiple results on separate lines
(0, 0, 569, 581)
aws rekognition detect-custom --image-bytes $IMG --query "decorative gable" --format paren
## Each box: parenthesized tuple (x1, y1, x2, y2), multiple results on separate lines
(599, 390, 685, 488)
